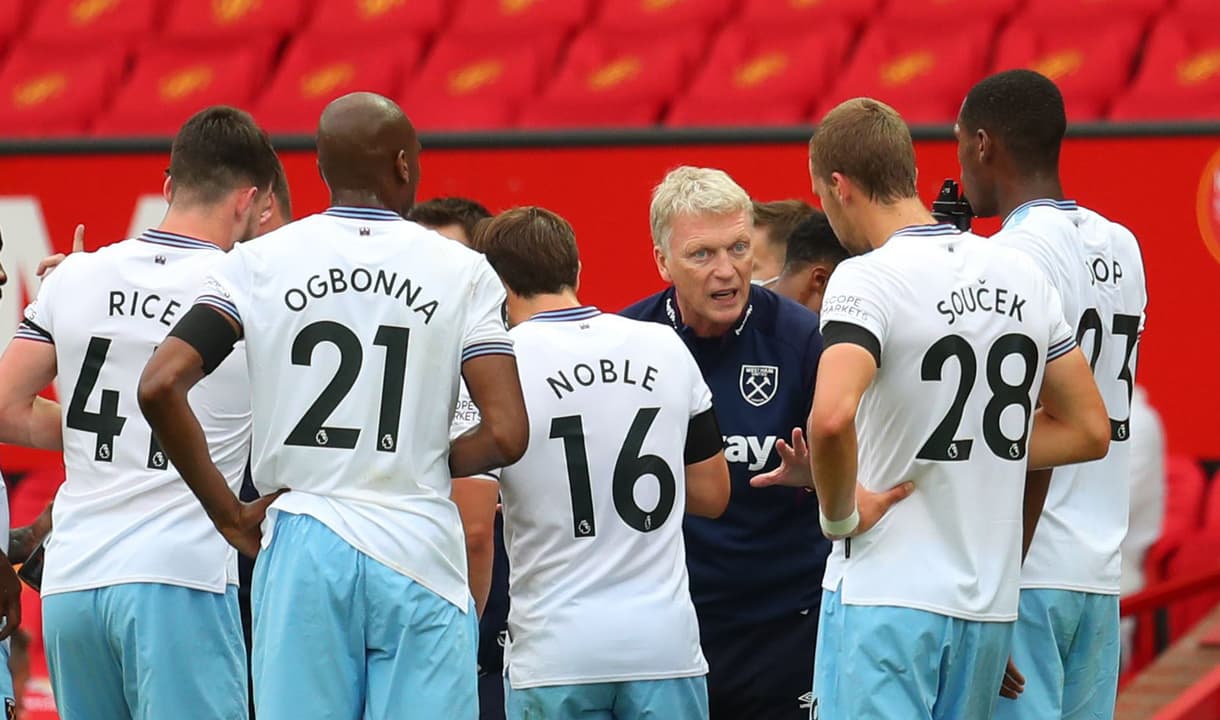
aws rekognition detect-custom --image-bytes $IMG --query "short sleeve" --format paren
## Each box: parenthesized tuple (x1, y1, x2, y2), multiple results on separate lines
(14, 256, 70, 344)
(193, 248, 252, 330)
(1042, 276, 1077, 362)
(460, 259, 513, 362)
(818, 258, 890, 352)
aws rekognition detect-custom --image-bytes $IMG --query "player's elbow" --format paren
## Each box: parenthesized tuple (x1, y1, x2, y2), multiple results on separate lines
(808, 405, 854, 443)
(136, 364, 178, 420)
(1080, 406, 1112, 463)
(490, 416, 529, 467)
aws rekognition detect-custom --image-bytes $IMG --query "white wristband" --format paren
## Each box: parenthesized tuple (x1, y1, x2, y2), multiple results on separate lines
(819, 506, 860, 538)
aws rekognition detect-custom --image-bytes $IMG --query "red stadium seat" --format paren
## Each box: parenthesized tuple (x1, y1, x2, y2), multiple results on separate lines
(883, 0, 1020, 26)
(1109, 17, 1220, 120)
(992, 21, 1144, 120)
(162, 0, 306, 44)
(816, 22, 996, 124)
(1164, 531, 1220, 640)
(0, 45, 126, 136)
(401, 38, 546, 131)
(253, 36, 421, 133)
(1018, 0, 1168, 24)
(667, 26, 851, 126)
(93, 44, 267, 136)
(0, 1, 30, 46)
(521, 31, 692, 128)
(593, 0, 734, 34)
(305, 0, 447, 40)
(1164, 455, 1208, 536)
(25, 0, 159, 50)
(738, 0, 883, 32)
(517, 97, 663, 128)
(1203, 469, 1220, 530)
(450, 0, 592, 37)
(1174, 0, 1220, 23)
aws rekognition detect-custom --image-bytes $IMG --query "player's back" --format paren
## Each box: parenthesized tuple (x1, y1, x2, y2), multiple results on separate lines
(820, 225, 1075, 621)
(202, 207, 510, 608)
(1020, 205, 1148, 593)
(499, 309, 708, 688)
(22, 231, 250, 595)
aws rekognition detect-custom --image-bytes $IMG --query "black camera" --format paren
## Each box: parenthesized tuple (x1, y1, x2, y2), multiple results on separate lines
(931, 179, 974, 232)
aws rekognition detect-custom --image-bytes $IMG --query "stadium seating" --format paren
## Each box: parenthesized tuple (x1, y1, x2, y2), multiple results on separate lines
(162, 0, 306, 44)
(1109, 16, 1220, 120)
(93, 44, 269, 135)
(817, 21, 996, 123)
(992, 20, 1145, 120)
(521, 30, 691, 128)
(0, 0, 1216, 135)
(1019, 0, 1169, 25)
(24, 0, 159, 51)
(1165, 531, 1220, 638)
(401, 37, 547, 131)
(450, 0, 593, 37)
(737, 0, 882, 33)
(305, 0, 446, 39)
(882, 0, 1021, 27)
(667, 25, 851, 126)
(253, 36, 420, 134)
(0, 45, 126, 135)
(593, 0, 735, 35)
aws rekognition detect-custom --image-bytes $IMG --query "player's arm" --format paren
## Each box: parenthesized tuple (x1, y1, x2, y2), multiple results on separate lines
(1026, 347, 1110, 469)
(9, 500, 53, 565)
(0, 335, 62, 452)
(138, 306, 280, 558)
(452, 476, 498, 617)
(1021, 469, 1052, 560)
(808, 342, 875, 530)
(684, 408, 729, 518)
(451, 357, 528, 477)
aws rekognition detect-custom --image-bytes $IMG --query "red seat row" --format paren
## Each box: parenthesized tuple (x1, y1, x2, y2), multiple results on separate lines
(1, 0, 1219, 135)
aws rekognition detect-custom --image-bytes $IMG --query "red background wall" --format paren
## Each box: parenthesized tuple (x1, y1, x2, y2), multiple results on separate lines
(0, 135, 1217, 461)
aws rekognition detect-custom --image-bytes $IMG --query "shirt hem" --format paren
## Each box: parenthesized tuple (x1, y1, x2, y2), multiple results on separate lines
(507, 667, 708, 690)
(41, 576, 235, 597)
(1019, 581, 1121, 596)
(826, 591, 1018, 623)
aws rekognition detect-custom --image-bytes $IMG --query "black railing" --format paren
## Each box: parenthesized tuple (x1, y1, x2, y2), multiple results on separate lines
(0, 120, 1218, 155)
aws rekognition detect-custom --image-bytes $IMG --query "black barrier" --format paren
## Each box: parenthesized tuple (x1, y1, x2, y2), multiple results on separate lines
(0, 120, 1218, 155)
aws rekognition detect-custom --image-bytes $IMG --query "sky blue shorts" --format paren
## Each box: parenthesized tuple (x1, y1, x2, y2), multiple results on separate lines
(506, 676, 708, 720)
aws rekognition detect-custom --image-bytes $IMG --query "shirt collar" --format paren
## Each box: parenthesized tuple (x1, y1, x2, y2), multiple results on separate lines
(890, 223, 961, 240)
(529, 306, 601, 322)
(323, 206, 404, 222)
(664, 287, 755, 343)
(138, 229, 222, 251)
(1002, 199, 1078, 229)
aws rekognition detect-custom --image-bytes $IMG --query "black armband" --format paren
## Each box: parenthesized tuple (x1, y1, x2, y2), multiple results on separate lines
(822, 321, 882, 367)
(685, 407, 724, 465)
(168, 305, 240, 375)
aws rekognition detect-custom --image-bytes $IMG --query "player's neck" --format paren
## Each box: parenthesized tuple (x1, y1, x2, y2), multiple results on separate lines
(329, 190, 399, 215)
(865, 198, 938, 250)
(508, 290, 581, 326)
(157, 208, 236, 251)
(997, 174, 1065, 222)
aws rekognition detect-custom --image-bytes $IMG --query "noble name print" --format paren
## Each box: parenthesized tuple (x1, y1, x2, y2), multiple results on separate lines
(739, 364, 779, 407)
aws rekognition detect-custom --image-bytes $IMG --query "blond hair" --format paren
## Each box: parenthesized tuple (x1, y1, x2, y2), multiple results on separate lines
(649, 166, 752, 252)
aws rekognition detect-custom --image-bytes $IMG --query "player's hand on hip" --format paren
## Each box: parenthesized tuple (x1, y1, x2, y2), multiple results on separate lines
(999, 657, 1025, 699)
(221, 489, 289, 559)
(0, 557, 22, 641)
(850, 481, 915, 536)
(36, 223, 85, 278)
(749, 428, 812, 490)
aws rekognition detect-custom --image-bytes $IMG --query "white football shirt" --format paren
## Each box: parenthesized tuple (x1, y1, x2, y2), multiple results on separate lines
(1000, 201, 1149, 594)
(493, 308, 711, 688)
(18, 230, 251, 596)
(196, 207, 512, 611)
(819, 224, 1076, 622)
